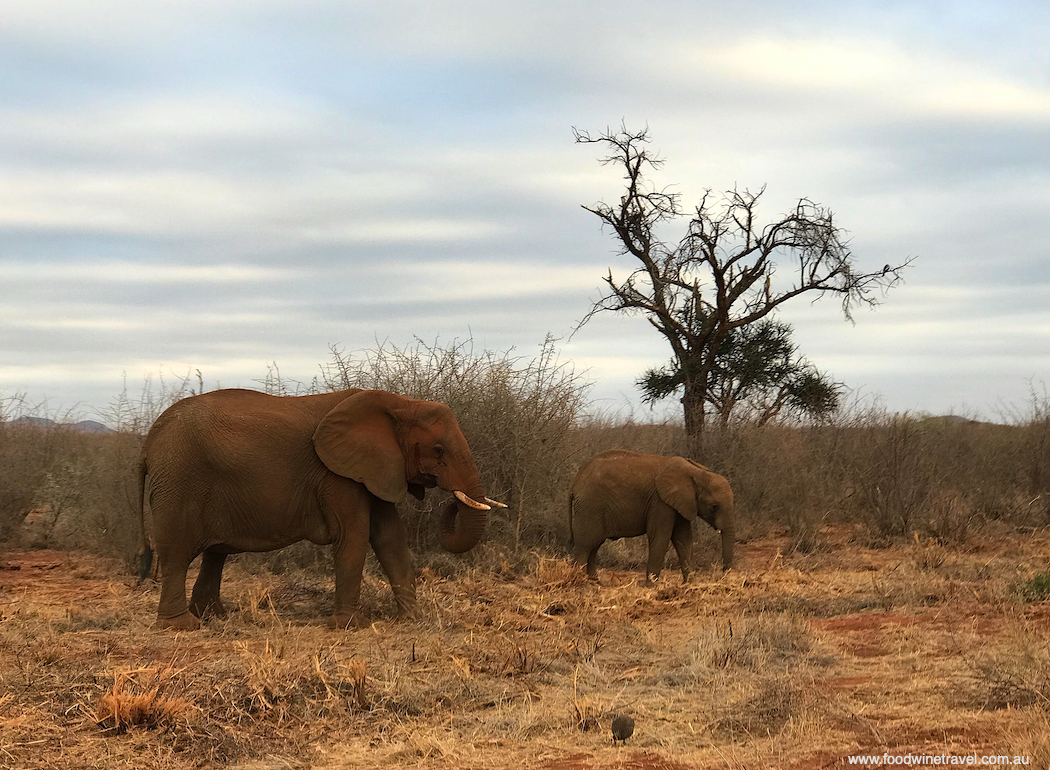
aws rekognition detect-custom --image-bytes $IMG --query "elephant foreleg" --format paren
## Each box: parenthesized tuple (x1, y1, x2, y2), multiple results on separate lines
(189, 550, 229, 618)
(671, 517, 694, 584)
(369, 499, 417, 618)
(645, 517, 674, 585)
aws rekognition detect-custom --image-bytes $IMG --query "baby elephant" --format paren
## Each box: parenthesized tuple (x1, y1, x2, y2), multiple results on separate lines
(569, 449, 734, 583)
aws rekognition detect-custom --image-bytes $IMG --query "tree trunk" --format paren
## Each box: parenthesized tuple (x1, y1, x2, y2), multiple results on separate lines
(682, 379, 707, 438)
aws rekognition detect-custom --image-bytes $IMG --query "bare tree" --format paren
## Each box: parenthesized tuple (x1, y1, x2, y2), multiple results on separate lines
(574, 124, 912, 436)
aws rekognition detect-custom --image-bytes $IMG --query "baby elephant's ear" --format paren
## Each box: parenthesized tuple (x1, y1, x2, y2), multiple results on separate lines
(313, 390, 408, 503)
(655, 457, 698, 520)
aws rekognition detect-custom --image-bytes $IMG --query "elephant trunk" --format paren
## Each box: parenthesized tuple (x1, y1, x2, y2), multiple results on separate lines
(720, 520, 735, 571)
(437, 495, 490, 554)
(433, 435, 503, 553)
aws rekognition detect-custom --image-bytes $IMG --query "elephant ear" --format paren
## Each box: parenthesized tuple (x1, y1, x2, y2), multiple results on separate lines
(682, 457, 711, 472)
(312, 390, 408, 503)
(655, 457, 698, 521)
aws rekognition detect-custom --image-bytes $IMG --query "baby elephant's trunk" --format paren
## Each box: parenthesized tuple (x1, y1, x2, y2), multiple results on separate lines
(720, 522, 735, 571)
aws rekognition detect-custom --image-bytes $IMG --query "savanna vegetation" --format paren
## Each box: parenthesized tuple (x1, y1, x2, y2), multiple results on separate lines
(3, 341, 1050, 769)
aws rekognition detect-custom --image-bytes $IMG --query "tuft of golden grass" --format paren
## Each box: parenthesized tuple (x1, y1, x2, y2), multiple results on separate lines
(532, 556, 589, 589)
(95, 665, 192, 734)
(570, 665, 600, 733)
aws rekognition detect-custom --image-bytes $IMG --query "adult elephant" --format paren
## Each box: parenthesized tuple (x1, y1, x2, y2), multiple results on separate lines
(568, 449, 734, 583)
(138, 388, 504, 631)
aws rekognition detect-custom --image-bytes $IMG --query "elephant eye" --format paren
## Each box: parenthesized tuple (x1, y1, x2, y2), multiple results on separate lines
(434, 444, 445, 458)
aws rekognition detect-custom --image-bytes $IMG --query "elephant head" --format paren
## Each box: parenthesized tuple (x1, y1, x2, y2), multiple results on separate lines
(655, 457, 735, 570)
(312, 389, 501, 553)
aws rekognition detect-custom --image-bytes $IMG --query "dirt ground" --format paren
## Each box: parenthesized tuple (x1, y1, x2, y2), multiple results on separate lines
(2, 527, 1050, 769)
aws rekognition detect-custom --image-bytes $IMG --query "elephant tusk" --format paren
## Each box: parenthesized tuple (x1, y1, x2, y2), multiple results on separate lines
(454, 491, 491, 511)
(484, 497, 508, 509)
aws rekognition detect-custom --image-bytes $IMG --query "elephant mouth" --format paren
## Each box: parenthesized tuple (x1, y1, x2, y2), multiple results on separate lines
(409, 473, 438, 489)
(407, 472, 507, 512)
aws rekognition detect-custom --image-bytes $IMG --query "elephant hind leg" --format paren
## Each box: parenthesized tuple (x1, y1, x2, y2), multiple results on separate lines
(154, 553, 201, 631)
(571, 541, 601, 580)
(189, 550, 230, 619)
(584, 546, 600, 580)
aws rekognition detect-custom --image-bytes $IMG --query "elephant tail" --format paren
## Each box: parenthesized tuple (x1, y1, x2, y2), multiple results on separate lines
(136, 456, 154, 581)
(567, 492, 576, 548)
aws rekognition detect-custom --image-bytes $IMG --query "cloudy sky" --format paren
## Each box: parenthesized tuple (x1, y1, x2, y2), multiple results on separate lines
(2, 1, 1048, 423)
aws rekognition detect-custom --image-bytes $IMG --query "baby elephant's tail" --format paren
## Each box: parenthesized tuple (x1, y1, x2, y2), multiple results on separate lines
(567, 492, 576, 548)
(136, 457, 154, 581)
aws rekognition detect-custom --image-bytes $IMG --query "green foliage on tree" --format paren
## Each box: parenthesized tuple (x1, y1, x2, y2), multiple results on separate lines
(638, 316, 841, 426)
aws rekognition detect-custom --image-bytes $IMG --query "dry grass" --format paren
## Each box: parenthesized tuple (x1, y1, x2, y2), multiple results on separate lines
(3, 527, 1050, 769)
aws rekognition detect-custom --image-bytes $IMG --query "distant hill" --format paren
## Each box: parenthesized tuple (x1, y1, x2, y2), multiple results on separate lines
(71, 419, 114, 434)
(4, 415, 114, 434)
(919, 414, 998, 428)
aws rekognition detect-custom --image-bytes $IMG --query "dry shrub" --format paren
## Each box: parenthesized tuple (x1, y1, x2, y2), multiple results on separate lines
(688, 614, 815, 673)
(920, 488, 979, 545)
(11, 343, 1050, 581)
(967, 622, 1050, 711)
(570, 418, 689, 459)
(104, 369, 201, 434)
(676, 614, 826, 741)
(95, 665, 193, 734)
(0, 393, 147, 564)
(585, 534, 652, 574)
(1022, 415, 1050, 515)
(1011, 711, 1050, 768)
(0, 413, 65, 544)
(817, 410, 1038, 545)
(18, 430, 144, 560)
(844, 414, 937, 540)
(279, 337, 590, 557)
(694, 422, 834, 549)
(715, 676, 802, 738)
(1002, 385, 1050, 518)
(908, 532, 950, 572)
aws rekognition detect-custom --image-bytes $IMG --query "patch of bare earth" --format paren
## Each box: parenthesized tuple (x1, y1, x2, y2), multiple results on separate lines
(2, 527, 1049, 769)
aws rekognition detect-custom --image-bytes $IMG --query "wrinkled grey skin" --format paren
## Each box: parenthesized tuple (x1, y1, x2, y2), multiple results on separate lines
(568, 449, 735, 583)
(139, 388, 496, 631)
